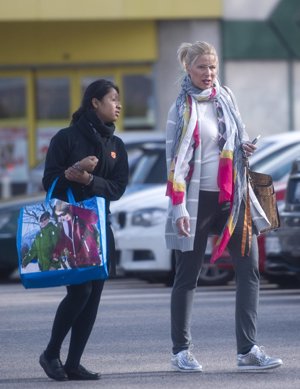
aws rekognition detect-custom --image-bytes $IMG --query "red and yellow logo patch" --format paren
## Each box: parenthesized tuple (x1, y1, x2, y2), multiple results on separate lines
(111, 151, 117, 159)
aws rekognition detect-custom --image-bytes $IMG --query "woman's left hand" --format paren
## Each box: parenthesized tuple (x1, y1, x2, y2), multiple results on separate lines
(242, 141, 257, 157)
(65, 166, 91, 185)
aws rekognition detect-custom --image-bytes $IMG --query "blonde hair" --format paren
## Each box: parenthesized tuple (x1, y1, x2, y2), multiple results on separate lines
(54, 200, 71, 216)
(177, 41, 218, 72)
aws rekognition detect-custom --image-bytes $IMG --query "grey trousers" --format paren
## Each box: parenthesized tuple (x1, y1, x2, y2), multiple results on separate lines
(171, 191, 259, 355)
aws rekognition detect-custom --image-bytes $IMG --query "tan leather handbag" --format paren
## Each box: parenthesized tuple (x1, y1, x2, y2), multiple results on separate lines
(248, 168, 280, 233)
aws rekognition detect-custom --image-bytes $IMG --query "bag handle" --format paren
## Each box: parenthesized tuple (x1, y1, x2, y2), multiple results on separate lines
(241, 163, 252, 256)
(45, 177, 59, 203)
(45, 177, 77, 205)
(66, 188, 76, 204)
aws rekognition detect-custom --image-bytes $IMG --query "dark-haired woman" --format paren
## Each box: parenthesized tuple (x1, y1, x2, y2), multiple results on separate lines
(40, 79, 129, 381)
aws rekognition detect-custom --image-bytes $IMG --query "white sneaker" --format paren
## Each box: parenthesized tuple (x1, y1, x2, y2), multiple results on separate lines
(237, 345, 283, 370)
(171, 350, 202, 372)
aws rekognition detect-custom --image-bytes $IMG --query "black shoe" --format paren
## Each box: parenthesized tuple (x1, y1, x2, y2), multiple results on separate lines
(39, 352, 68, 381)
(65, 364, 101, 380)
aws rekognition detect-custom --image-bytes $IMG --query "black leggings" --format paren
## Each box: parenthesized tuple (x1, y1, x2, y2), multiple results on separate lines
(45, 279, 104, 369)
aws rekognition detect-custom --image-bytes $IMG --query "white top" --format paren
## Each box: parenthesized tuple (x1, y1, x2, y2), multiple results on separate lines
(197, 101, 220, 191)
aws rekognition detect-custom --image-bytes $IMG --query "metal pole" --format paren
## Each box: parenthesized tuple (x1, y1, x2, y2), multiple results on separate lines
(288, 60, 294, 131)
(2, 175, 11, 199)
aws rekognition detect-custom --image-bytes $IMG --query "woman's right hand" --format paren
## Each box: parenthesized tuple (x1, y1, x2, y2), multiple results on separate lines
(176, 216, 190, 237)
(79, 156, 99, 172)
(242, 142, 257, 157)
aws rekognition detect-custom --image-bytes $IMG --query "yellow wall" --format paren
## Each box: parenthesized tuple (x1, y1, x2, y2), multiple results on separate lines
(0, 21, 157, 65)
(0, 0, 222, 21)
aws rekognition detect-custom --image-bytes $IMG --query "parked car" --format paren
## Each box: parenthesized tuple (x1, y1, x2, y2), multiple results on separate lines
(264, 158, 300, 287)
(0, 193, 44, 278)
(111, 137, 300, 286)
(250, 131, 300, 167)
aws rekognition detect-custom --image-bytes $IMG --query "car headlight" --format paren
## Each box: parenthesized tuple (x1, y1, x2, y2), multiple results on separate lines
(131, 207, 166, 227)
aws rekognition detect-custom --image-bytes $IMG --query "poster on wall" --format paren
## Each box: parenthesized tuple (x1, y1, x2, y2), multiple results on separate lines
(37, 127, 62, 161)
(0, 127, 28, 182)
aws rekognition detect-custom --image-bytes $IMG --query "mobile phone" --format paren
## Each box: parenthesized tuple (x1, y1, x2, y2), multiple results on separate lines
(251, 134, 261, 145)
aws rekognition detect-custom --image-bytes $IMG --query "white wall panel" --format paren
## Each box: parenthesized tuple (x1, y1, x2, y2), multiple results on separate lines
(225, 61, 289, 138)
(294, 62, 300, 131)
(223, 0, 280, 20)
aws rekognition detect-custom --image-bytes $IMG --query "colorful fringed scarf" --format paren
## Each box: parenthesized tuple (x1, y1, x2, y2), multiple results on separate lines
(166, 94, 200, 205)
(166, 76, 247, 263)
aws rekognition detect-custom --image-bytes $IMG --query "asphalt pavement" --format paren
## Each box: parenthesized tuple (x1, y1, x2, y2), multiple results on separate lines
(0, 277, 299, 389)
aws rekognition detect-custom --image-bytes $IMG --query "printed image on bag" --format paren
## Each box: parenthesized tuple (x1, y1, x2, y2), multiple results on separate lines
(17, 182, 108, 288)
(20, 200, 102, 274)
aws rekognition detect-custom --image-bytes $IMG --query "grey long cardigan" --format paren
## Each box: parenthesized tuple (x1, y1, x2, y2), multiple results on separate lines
(164, 100, 270, 253)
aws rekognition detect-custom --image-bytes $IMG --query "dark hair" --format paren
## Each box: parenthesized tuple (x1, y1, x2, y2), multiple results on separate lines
(71, 79, 119, 123)
(40, 211, 50, 222)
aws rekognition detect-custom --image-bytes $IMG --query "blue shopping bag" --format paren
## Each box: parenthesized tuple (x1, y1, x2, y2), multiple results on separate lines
(17, 179, 108, 288)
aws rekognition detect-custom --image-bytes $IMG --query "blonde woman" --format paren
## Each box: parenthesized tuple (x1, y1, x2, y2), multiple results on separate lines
(165, 41, 282, 372)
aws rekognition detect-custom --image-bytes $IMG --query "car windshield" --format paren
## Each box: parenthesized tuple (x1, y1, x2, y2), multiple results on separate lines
(130, 138, 300, 186)
(0, 194, 45, 233)
(251, 142, 300, 172)
(254, 143, 300, 182)
(0, 204, 23, 234)
(252, 138, 276, 155)
(130, 147, 166, 184)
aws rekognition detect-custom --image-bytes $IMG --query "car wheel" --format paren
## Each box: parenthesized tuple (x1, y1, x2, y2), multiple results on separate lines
(165, 252, 234, 287)
(0, 267, 16, 280)
(197, 262, 235, 286)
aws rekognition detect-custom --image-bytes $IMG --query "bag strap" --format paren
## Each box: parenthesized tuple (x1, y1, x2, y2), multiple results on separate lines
(66, 188, 76, 204)
(224, 85, 252, 256)
(45, 177, 59, 203)
(45, 177, 76, 204)
(241, 164, 252, 256)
